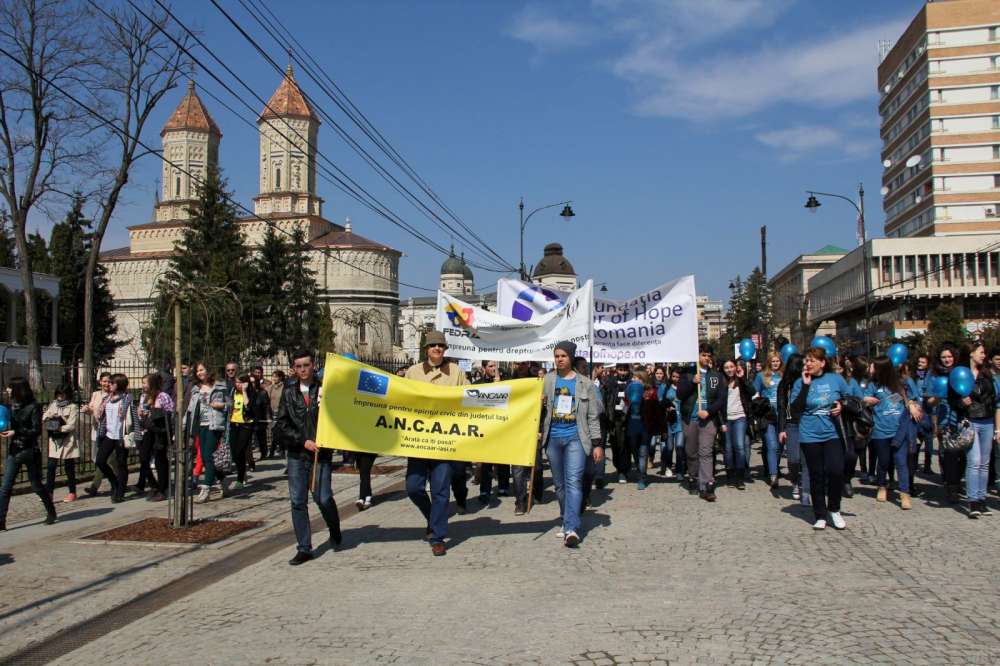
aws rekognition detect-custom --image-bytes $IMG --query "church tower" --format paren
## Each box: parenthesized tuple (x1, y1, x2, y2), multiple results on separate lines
(254, 64, 323, 217)
(155, 81, 221, 222)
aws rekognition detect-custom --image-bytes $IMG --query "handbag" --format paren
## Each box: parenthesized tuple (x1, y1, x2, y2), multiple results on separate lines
(45, 416, 66, 440)
(213, 426, 233, 472)
(940, 419, 975, 453)
(123, 398, 137, 449)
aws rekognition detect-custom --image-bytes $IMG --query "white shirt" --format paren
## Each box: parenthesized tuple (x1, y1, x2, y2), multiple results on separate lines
(104, 398, 122, 440)
(726, 385, 745, 420)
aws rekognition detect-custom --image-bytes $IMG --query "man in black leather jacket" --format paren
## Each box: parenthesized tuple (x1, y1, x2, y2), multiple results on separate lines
(676, 344, 727, 501)
(274, 350, 341, 565)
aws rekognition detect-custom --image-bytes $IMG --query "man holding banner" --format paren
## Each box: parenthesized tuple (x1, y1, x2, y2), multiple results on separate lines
(403, 331, 468, 556)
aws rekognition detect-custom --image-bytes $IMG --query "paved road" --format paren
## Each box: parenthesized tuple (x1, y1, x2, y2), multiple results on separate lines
(38, 465, 1000, 666)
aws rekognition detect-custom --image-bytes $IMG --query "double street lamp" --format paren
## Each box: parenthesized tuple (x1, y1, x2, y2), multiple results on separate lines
(518, 198, 574, 280)
(804, 183, 872, 357)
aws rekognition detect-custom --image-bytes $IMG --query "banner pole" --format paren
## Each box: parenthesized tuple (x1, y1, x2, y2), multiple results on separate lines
(309, 446, 319, 493)
(526, 458, 536, 513)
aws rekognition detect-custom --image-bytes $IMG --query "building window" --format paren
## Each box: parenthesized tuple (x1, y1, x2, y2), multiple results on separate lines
(991, 27, 999, 42)
(994, 145, 1000, 160)
(175, 176, 181, 197)
(993, 116, 1000, 130)
(993, 86, 1000, 100)
(358, 320, 366, 344)
(991, 253, 999, 283)
(275, 167, 281, 190)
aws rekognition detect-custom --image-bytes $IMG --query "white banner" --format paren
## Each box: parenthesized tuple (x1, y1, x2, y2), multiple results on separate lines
(497, 276, 698, 363)
(437, 281, 593, 361)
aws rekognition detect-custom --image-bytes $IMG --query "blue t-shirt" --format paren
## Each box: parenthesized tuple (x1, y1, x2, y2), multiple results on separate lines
(753, 372, 781, 409)
(666, 386, 682, 434)
(846, 377, 863, 399)
(627, 381, 644, 420)
(865, 383, 908, 440)
(790, 373, 850, 443)
(549, 376, 578, 439)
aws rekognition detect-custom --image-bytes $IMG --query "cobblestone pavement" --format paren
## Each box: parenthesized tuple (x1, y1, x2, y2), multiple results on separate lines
(0, 456, 400, 660)
(43, 461, 1000, 666)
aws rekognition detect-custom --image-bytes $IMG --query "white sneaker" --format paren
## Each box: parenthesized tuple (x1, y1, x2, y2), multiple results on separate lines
(812, 519, 826, 530)
(663, 468, 674, 479)
(829, 512, 846, 530)
(363, 496, 372, 508)
(194, 486, 210, 504)
(355, 499, 365, 509)
(618, 475, 626, 484)
(792, 485, 801, 500)
(555, 528, 565, 539)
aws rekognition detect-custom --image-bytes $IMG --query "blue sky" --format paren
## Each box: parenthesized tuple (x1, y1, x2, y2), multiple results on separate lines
(81, 0, 924, 301)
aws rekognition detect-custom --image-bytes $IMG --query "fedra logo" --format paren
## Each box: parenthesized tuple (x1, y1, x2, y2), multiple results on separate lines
(462, 386, 512, 409)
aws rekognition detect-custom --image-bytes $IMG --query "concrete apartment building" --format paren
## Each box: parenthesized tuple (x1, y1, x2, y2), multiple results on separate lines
(792, 0, 1000, 350)
(770, 246, 846, 348)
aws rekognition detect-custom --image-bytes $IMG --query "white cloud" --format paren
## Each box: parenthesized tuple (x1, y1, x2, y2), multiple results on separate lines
(506, 6, 596, 53)
(755, 125, 876, 161)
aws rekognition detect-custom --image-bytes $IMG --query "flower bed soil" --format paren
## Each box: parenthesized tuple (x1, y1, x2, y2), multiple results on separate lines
(84, 517, 263, 544)
(332, 464, 404, 475)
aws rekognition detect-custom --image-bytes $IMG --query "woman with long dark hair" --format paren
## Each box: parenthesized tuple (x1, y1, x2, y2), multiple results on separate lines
(185, 363, 231, 503)
(96, 374, 138, 504)
(778, 354, 809, 505)
(0, 378, 57, 529)
(843, 355, 869, 498)
(722, 359, 752, 490)
(865, 356, 923, 510)
(928, 343, 962, 503)
(790, 347, 851, 530)
(950, 343, 1000, 518)
(138, 372, 174, 502)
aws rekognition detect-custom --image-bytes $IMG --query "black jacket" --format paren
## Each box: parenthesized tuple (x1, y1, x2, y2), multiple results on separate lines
(949, 371, 998, 421)
(272, 379, 329, 461)
(249, 388, 271, 422)
(601, 375, 632, 422)
(9, 400, 41, 453)
(776, 375, 798, 430)
(676, 369, 726, 426)
(721, 377, 752, 421)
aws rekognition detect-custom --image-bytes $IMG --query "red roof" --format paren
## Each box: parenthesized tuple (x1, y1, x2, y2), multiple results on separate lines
(259, 64, 317, 123)
(311, 229, 400, 255)
(161, 81, 221, 137)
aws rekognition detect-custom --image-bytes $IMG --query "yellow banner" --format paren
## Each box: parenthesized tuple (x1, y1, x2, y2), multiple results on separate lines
(316, 355, 543, 466)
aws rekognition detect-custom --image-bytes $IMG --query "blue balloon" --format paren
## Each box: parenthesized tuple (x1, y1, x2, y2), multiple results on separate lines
(342, 353, 359, 361)
(888, 343, 909, 367)
(0, 404, 8, 432)
(738, 338, 757, 360)
(949, 366, 975, 397)
(931, 375, 949, 399)
(811, 336, 837, 359)
(779, 343, 798, 365)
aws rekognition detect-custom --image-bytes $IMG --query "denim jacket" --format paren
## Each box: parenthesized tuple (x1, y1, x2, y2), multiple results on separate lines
(185, 381, 231, 435)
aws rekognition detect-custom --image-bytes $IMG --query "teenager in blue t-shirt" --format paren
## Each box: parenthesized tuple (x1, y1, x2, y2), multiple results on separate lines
(790, 346, 850, 531)
(863, 356, 922, 510)
(752, 353, 783, 487)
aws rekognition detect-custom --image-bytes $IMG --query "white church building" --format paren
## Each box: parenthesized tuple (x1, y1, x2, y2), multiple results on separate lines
(101, 70, 401, 364)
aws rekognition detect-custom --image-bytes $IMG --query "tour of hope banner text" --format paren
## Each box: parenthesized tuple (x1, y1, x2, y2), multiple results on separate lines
(316, 355, 543, 467)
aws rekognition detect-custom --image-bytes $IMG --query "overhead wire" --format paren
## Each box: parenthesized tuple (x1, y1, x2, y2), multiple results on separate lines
(150, 0, 515, 274)
(235, 0, 515, 273)
(0, 42, 437, 293)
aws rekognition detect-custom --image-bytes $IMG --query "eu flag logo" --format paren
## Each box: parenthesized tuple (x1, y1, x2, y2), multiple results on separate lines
(357, 370, 389, 397)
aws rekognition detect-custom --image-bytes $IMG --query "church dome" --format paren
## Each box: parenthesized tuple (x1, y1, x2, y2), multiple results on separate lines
(532, 243, 575, 277)
(460, 253, 473, 280)
(440, 249, 465, 275)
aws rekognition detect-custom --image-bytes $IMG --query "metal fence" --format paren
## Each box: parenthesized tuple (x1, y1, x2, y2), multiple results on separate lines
(1, 355, 410, 491)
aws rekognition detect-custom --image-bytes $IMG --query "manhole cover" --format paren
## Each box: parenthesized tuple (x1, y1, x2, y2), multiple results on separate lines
(84, 517, 263, 544)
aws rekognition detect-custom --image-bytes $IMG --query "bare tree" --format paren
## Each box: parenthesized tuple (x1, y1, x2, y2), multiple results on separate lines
(81, 5, 189, 391)
(0, 0, 98, 389)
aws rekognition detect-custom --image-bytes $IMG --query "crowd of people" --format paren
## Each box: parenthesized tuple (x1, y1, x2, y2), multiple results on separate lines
(1, 334, 998, 563)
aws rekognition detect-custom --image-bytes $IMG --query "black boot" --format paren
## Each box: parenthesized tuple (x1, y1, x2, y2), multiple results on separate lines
(43, 496, 57, 525)
(736, 468, 746, 490)
(842, 481, 854, 499)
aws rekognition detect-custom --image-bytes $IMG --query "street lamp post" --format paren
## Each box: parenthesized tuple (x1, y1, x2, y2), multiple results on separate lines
(519, 198, 575, 280)
(804, 183, 871, 356)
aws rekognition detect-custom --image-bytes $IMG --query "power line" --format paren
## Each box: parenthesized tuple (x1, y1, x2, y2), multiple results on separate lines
(0, 42, 436, 293)
(235, 0, 515, 273)
(151, 0, 515, 274)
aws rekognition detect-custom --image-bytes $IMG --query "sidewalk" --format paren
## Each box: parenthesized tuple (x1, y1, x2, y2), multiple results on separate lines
(0, 456, 404, 661)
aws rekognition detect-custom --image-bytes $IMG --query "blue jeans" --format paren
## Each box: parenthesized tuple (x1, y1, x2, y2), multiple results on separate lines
(763, 422, 781, 476)
(874, 437, 909, 493)
(666, 430, 685, 475)
(547, 436, 586, 535)
(0, 448, 52, 523)
(627, 423, 649, 482)
(406, 458, 453, 544)
(287, 454, 340, 553)
(966, 419, 995, 502)
(724, 418, 748, 471)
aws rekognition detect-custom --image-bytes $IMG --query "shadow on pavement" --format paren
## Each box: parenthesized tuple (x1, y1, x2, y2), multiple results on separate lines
(0, 553, 13, 566)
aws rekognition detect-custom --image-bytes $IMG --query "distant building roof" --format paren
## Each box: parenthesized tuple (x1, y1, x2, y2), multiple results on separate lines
(161, 81, 221, 137)
(812, 245, 848, 255)
(532, 243, 575, 278)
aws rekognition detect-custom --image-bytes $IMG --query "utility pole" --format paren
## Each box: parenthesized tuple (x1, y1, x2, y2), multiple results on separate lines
(760, 225, 768, 355)
(171, 300, 189, 528)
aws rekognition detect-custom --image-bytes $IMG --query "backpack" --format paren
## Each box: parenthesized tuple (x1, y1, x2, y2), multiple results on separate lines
(839, 395, 873, 440)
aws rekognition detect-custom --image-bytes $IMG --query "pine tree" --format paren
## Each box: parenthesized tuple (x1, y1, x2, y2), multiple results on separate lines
(247, 225, 293, 359)
(144, 166, 250, 369)
(282, 227, 322, 359)
(48, 194, 120, 365)
(927, 303, 967, 352)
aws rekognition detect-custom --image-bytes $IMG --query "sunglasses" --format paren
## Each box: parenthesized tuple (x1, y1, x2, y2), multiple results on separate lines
(427, 343, 446, 349)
